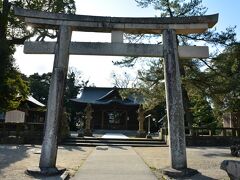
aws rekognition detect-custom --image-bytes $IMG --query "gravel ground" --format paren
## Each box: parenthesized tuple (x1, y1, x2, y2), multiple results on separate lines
(0, 145, 93, 180)
(134, 146, 239, 180)
(0, 145, 239, 180)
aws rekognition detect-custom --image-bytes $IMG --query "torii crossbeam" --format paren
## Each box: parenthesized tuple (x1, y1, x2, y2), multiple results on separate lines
(14, 7, 218, 177)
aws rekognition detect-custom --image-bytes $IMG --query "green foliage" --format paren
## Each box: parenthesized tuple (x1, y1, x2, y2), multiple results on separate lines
(189, 91, 216, 127)
(136, 59, 165, 110)
(28, 69, 88, 131)
(0, 0, 76, 111)
(206, 43, 240, 113)
(4, 0, 76, 43)
(114, 0, 237, 127)
(64, 69, 88, 104)
(28, 72, 51, 105)
(28, 69, 88, 106)
(0, 39, 29, 111)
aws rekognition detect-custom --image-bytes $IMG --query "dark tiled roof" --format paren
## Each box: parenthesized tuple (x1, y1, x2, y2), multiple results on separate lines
(71, 87, 142, 106)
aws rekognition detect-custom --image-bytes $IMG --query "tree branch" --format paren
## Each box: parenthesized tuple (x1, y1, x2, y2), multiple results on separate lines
(166, 0, 173, 17)
(9, 35, 32, 45)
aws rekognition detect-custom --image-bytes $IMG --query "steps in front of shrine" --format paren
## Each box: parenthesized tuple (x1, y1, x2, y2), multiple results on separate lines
(61, 137, 167, 147)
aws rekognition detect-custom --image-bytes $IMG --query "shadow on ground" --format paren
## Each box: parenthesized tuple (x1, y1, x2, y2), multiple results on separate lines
(109, 146, 128, 150)
(153, 169, 217, 180)
(202, 152, 232, 158)
(0, 144, 88, 178)
(189, 173, 217, 180)
(0, 145, 36, 174)
(58, 145, 86, 152)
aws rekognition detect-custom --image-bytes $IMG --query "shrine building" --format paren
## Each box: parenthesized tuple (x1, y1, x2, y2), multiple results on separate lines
(71, 87, 142, 130)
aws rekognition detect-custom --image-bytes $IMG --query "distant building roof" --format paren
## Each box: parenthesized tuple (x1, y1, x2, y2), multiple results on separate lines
(18, 96, 45, 110)
(27, 96, 45, 107)
(71, 87, 142, 106)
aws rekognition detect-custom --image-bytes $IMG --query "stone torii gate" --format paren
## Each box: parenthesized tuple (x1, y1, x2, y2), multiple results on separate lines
(14, 7, 218, 176)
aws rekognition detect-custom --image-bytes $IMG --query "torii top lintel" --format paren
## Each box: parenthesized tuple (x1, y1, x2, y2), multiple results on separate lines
(14, 7, 218, 34)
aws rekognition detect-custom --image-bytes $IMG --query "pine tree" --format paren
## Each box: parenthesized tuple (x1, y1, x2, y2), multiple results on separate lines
(114, 0, 236, 127)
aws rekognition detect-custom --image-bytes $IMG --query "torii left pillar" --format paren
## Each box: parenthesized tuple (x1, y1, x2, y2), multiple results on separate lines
(27, 25, 72, 175)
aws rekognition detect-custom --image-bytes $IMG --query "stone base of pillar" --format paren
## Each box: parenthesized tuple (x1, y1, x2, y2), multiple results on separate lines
(136, 130, 146, 138)
(84, 129, 92, 136)
(162, 167, 199, 178)
(25, 167, 65, 177)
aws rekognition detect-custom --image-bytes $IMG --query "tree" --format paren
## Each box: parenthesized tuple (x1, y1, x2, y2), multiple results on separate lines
(28, 68, 89, 130)
(206, 43, 240, 116)
(64, 67, 89, 109)
(111, 71, 138, 88)
(189, 90, 216, 127)
(28, 68, 88, 106)
(0, 0, 76, 111)
(114, 0, 237, 127)
(28, 72, 51, 105)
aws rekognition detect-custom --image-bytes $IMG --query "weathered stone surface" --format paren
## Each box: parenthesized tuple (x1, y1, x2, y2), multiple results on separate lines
(14, 7, 218, 26)
(220, 160, 240, 180)
(84, 104, 93, 136)
(162, 167, 199, 178)
(137, 105, 145, 135)
(25, 167, 65, 177)
(111, 31, 123, 43)
(14, 7, 218, 34)
(24, 41, 209, 58)
(39, 25, 72, 168)
(163, 29, 187, 170)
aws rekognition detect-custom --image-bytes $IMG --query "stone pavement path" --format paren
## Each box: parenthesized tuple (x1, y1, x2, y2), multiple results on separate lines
(71, 133, 157, 180)
(101, 133, 129, 139)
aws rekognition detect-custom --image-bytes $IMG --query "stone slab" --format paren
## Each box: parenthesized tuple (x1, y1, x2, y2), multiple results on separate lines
(25, 167, 65, 177)
(111, 31, 123, 43)
(14, 7, 218, 34)
(162, 167, 199, 178)
(24, 41, 209, 58)
(163, 29, 187, 170)
(220, 160, 240, 179)
(71, 146, 157, 180)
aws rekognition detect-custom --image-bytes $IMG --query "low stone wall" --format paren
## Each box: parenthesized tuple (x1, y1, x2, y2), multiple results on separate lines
(0, 122, 69, 144)
(186, 136, 240, 146)
(159, 127, 240, 146)
(0, 122, 43, 144)
(161, 135, 240, 146)
(0, 130, 43, 144)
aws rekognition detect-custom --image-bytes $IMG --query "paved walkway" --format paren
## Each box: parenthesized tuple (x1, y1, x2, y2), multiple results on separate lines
(71, 134, 157, 180)
(101, 133, 129, 139)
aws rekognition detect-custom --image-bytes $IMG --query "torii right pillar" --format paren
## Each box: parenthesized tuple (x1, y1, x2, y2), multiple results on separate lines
(162, 29, 197, 177)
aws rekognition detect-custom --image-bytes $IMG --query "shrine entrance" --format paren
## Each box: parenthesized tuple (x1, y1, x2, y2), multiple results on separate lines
(105, 111, 126, 130)
(14, 7, 218, 176)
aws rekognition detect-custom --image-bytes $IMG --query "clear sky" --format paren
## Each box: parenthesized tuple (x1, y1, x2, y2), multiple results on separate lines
(14, 0, 240, 87)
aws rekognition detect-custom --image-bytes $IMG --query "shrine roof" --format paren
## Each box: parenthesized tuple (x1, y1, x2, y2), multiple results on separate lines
(71, 87, 142, 106)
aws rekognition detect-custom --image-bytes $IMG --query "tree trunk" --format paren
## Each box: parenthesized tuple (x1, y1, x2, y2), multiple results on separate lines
(0, 0, 11, 40)
(182, 85, 193, 128)
(179, 60, 194, 128)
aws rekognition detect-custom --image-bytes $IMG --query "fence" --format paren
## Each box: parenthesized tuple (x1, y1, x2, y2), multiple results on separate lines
(0, 122, 44, 144)
(159, 127, 240, 146)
